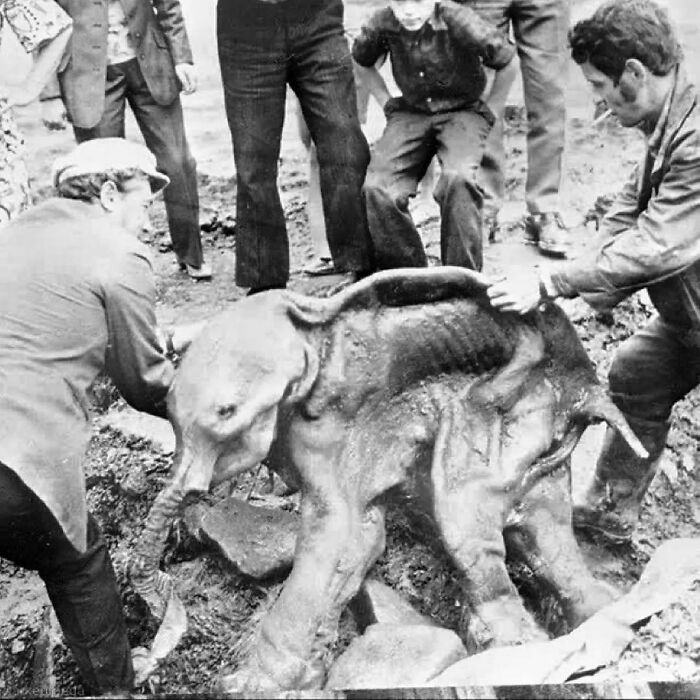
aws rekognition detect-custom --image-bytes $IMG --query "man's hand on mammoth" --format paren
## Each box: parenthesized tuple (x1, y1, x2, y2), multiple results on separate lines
(175, 63, 198, 95)
(487, 268, 551, 315)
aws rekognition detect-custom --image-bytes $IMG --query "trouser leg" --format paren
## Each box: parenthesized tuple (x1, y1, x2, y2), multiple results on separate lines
(362, 108, 433, 269)
(575, 318, 700, 540)
(73, 62, 128, 142)
(433, 107, 493, 271)
(0, 464, 133, 695)
(512, 0, 569, 214)
(123, 60, 203, 268)
(217, 0, 289, 288)
(289, 0, 374, 273)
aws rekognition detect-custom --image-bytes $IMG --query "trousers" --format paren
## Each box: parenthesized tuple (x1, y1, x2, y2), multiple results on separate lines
(0, 462, 133, 695)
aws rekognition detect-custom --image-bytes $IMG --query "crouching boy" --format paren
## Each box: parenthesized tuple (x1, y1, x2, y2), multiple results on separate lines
(353, 0, 516, 271)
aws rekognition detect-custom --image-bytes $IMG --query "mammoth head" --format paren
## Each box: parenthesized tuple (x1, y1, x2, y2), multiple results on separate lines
(167, 291, 320, 495)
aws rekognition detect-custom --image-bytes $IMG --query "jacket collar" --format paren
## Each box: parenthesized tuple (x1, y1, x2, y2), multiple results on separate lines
(651, 65, 697, 174)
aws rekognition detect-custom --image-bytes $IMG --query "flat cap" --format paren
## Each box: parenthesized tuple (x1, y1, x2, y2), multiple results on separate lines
(52, 138, 170, 194)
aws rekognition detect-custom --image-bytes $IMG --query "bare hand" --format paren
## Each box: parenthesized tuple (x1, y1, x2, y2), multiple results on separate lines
(486, 269, 544, 315)
(175, 63, 198, 95)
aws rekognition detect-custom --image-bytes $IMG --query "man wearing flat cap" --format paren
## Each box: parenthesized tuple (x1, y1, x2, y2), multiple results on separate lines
(0, 138, 198, 695)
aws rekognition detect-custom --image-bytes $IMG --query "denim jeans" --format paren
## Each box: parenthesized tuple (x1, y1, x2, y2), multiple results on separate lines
(363, 102, 494, 271)
(0, 463, 133, 695)
(470, 0, 570, 215)
(73, 59, 203, 268)
(217, 0, 373, 288)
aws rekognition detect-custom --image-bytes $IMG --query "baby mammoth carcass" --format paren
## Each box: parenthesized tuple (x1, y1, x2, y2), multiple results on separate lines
(130, 267, 646, 691)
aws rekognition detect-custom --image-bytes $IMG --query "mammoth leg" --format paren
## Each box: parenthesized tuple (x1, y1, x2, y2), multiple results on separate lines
(505, 466, 618, 630)
(431, 398, 546, 652)
(218, 433, 387, 692)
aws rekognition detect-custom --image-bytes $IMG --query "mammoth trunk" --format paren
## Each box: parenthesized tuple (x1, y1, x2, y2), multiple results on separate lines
(130, 479, 187, 620)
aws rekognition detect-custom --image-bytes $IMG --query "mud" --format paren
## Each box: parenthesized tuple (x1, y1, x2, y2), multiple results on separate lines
(1, 0, 699, 694)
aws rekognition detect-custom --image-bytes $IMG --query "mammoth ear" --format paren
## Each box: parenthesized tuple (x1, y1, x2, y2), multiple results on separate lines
(287, 341, 320, 404)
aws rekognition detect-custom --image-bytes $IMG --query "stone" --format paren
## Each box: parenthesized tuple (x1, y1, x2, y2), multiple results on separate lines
(350, 578, 437, 632)
(100, 406, 175, 453)
(199, 497, 299, 579)
(324, 624, 467, 690)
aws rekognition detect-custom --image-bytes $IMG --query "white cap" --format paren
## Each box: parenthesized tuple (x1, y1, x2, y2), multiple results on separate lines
(52, 138, 171, 194)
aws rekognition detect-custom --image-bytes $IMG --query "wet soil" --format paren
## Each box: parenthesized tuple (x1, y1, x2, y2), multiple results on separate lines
(1, 0, 699, 694)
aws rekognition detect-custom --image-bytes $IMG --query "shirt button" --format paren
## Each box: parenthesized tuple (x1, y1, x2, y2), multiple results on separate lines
(419, 71, 425, 77)
(426, 97, 432, 102)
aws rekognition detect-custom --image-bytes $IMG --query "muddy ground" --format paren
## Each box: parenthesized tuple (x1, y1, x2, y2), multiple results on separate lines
(1, 0, 699, 695)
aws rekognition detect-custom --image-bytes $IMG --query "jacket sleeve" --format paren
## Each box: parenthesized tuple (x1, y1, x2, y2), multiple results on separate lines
(103, 248, 174, 419)
(352, 10, 390, 68)
(601, 162, 644, 235)
(151, 0, 193, 65)
(550, 132, 700, 304)
(440, 0, 515, 69)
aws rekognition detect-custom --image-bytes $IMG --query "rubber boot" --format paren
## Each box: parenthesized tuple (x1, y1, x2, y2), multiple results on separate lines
(573, 417, 669, 543)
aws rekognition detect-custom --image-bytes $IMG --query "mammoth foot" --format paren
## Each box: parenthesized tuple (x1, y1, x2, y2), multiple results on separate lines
(464, 595, 548, 653)
(213, 655, 324, 694)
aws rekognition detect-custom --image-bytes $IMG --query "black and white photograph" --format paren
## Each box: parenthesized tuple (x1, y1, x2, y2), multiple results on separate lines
(0, 0, 698, 696)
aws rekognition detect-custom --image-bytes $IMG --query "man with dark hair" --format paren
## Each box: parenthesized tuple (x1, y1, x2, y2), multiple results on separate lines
(217, 0, 375, 296)
(0, 139, 200, 694)
(55, 0, 212, 280)
(486, 0, 698, 542)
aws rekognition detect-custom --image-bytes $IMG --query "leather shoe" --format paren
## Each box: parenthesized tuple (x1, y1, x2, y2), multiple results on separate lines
(303, 257, 337, 277)
(179, 262, 213, 280)
(524, 212, 568, 258)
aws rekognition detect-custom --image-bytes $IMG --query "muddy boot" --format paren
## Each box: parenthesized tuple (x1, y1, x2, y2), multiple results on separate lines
(573, 418, 669, 543)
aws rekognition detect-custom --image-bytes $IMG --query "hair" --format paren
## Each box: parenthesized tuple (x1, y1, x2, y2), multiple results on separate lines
(56, 168, 145, 202)
(568, 0, 682, 82)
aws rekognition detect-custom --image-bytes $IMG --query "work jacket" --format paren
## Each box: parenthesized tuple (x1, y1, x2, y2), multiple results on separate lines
(0, 199, 173, 551)
(550, 67, 700, 331)
(55, 0, 193, 129)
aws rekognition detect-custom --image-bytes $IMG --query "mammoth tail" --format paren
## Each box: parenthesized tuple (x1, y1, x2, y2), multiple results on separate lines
(515, 385, 648, 502)
(579, 385, 648, 459)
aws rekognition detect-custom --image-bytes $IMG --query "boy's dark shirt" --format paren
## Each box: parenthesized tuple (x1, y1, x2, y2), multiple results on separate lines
(352, 0, 515, 114)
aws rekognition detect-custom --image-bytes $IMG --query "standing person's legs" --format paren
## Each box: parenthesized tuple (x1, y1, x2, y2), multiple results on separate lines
(362, 108, 434, 270)
(0, 463, 133, 695)
(120, 60, 205, 273)
(73, 62, 128, 142)
(433, 107, 494, 271)
(469, 0, 511, 227)
(217, 0, 289, 290)
(295, 99, 334, 275)
(574, 318, 700, 541)
(512, 0, 570, 255)
(289, 0, 374, 276)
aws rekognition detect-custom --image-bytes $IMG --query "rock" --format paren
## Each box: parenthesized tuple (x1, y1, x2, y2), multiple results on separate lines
(99, 406, 175, 453)
(199, 497, 299, 578)
(350, 578, 437, 632)
(324, 624, 467, 690)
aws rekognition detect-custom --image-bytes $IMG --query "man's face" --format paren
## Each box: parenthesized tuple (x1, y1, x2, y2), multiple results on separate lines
(389, 0, 436, 31)
(110, 176, 155, 235)
(580, 61, 651, 128)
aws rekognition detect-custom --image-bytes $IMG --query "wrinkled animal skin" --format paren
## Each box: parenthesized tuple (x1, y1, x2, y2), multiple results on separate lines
(130, 267, 646, 692)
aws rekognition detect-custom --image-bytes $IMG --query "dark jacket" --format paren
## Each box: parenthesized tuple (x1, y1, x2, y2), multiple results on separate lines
(0, 199, 173, 551)
(352, 0, 514, 114)
(55, 0, 193, 129)
(550, 68, 700, 330)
